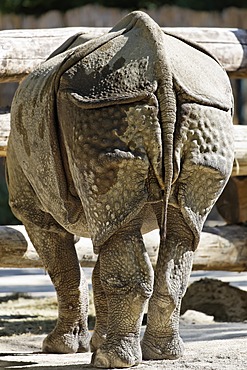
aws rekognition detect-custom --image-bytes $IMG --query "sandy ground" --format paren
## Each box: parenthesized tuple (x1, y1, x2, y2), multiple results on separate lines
(1, 320, 247, 369)
(0, 268, 247, 369)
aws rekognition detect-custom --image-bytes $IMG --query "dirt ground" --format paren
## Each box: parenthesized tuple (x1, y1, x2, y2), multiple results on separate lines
(0, 294, 247, 370)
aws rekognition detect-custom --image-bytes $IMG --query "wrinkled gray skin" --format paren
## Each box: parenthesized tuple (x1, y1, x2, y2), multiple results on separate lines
(7, 11, 234, 368)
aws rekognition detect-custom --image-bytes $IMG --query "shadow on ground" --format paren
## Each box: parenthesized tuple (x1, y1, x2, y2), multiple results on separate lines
(0, 293, 95, 337)
(0, 360, 93, 369)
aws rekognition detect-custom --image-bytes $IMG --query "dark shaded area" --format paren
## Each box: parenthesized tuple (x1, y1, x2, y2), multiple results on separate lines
(0, 317, 57, 337)
(0, 1, 246, 16)
(0, 360, 38, 368)
(0, 293, 95, 337)
(0, 292, 32, 304)
(0, 316, 95, 336)
(0, 360, 92, 369)
(0, 158, 20, 225)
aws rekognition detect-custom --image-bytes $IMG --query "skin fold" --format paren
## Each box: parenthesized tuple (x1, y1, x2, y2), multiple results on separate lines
(6, 11, 234, 368)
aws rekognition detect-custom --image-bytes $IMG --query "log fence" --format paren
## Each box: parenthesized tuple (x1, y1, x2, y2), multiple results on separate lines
(1, 26, 247, 271)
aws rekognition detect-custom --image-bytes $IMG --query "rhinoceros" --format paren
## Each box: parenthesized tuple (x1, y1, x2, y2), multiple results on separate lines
(6, 11, 234, 368)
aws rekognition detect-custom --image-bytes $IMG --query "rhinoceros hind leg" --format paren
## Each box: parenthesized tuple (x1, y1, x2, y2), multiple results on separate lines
(142, 206, 194, 360)
(23, 221, 90, 354)
(91, 222, 153, 368)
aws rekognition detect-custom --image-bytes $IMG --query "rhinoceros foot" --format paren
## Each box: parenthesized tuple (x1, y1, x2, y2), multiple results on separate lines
(91, 335, 141, 368)
(141, 332, 184, 360)
(42, 326, 90, 354)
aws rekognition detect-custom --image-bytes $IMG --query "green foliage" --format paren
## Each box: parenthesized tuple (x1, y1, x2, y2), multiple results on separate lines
(0, 1, 246, 17)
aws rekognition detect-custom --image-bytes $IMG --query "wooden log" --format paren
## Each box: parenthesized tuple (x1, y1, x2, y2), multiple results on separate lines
(0, 27, 106, 83)
(1, 112, 245, 176)
(195, 225, 247, 272)
(0, 225, 247, 271)
(0, 225, 96, 268)
(0, 27, 246, 82)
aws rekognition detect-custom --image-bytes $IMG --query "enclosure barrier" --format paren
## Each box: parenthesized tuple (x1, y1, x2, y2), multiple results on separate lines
(0, 26, 247, 271)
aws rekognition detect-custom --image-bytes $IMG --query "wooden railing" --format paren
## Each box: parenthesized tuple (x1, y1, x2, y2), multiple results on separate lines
(0, 26, 247, 271)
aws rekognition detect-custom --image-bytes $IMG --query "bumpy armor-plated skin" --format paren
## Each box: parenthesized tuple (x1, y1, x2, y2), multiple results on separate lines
(7, 11, 234, 368)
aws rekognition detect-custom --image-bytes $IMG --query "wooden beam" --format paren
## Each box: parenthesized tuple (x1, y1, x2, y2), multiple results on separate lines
(0, 27, 246, 82)
(0, 225, 247, 271)
(195, 225, 247, 272)
(0, 225, 97, 269)
(0, 27, 106, 83)
(0, 112, 245, 176)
